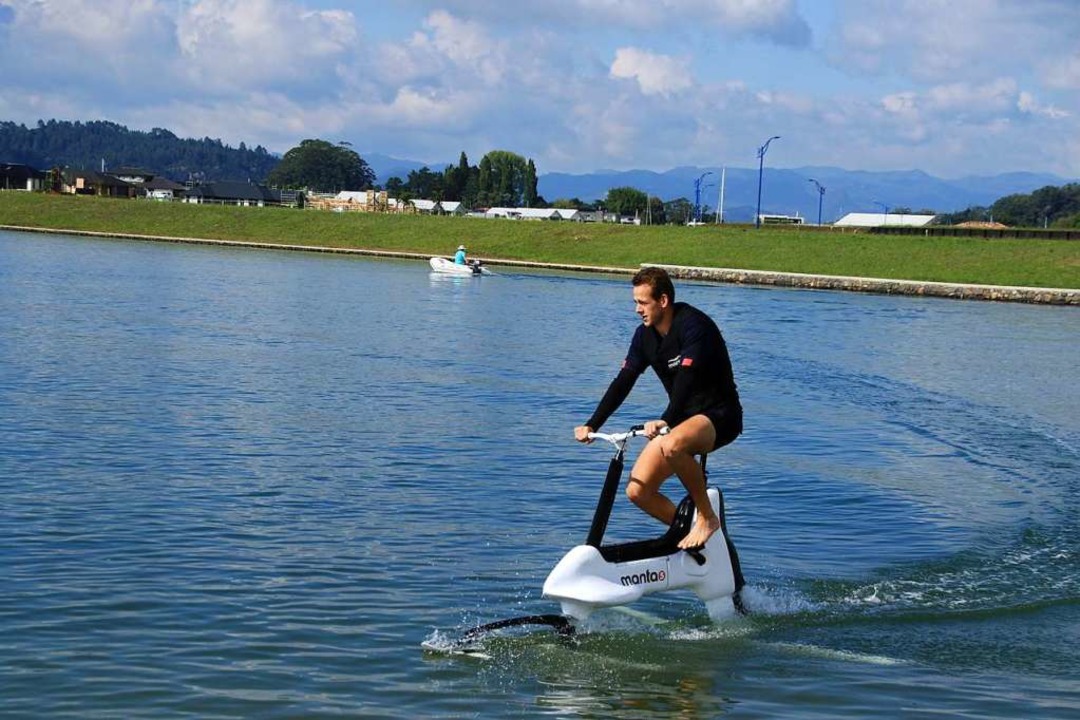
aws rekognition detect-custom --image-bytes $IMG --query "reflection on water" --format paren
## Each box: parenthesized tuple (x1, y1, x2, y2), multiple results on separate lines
(1, 231, 1078, 719)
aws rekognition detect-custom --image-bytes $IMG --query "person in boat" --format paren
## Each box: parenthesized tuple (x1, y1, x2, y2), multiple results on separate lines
(574, 266, 742, 550)
(454, 244, 468, 265)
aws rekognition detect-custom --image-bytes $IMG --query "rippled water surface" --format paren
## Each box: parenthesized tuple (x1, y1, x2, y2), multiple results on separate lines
(2, 231, 1078, 718)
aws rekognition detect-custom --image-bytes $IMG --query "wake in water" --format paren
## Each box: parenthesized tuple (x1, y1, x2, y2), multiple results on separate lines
(422, 578, 821, 657)
(427, 347, 1080, 680)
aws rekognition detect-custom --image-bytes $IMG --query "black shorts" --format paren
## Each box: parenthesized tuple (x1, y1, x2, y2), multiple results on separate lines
(702, 404, 742, 451)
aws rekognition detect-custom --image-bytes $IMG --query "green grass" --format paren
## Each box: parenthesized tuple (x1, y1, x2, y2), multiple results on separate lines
(2, 192, 1078, 288)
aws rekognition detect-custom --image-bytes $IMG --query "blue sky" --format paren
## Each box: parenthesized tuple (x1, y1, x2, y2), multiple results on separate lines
(0, 0, 1076, 178)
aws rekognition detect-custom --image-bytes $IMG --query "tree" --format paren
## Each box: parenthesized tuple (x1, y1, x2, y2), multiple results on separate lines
(462, 167, 480, 210)
(604, 186, 648, 218)
(266, 139, 375, 192)
(524, 159, 538, 207)
(990, 192, 1039, 227)
(477, 155, 493, 207)
(405, 166, 443, 199)
(0, 119, 278, 182)
(477, 150, 532, 207)
(663, 198, 693, 225)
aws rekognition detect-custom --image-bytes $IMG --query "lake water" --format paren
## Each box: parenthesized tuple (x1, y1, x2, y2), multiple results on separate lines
(2, 230, 1078, 718)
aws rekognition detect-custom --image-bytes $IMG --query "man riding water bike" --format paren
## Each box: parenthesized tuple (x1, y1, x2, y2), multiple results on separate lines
(575, 267, 742, 550)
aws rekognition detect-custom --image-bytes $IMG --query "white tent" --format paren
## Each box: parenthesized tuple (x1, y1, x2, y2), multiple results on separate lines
(834, 212, 936, 227)
(410, 199, 439, 213)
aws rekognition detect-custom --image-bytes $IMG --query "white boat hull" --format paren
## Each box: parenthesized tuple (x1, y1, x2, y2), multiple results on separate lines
(429, 257, 490, 275)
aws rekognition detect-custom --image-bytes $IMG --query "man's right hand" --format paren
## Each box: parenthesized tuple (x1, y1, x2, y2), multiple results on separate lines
(643, 419, 668, 439)
(574, 425, 594, 443)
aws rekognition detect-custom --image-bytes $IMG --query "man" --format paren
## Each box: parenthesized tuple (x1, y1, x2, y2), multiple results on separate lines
(454, 245, 467, 265)
(574, 267, 742, 550)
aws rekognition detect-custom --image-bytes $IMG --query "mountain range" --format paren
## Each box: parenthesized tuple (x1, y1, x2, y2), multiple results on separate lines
(363, 152, 1070, 223)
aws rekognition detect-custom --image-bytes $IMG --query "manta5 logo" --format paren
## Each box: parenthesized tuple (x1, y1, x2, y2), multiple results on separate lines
(620, 568, 667, 586)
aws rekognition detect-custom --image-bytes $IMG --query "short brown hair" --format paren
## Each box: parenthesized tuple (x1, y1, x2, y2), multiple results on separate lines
(632, 266, 675, 302)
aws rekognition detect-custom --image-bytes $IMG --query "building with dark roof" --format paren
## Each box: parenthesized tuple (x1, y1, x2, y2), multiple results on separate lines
(63, 169, 135, 197)
(1, 162, 46, 191)
(184, 181, 287, 206)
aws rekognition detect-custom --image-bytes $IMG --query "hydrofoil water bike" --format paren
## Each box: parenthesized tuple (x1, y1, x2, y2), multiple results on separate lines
(431, 424, 746, 647)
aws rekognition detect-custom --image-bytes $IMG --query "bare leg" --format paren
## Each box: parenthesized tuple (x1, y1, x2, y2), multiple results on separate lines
(627, 441, 678, 525)
(628, 415, 721, 549)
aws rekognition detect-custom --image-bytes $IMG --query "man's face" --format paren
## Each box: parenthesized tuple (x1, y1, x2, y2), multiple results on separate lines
(633, 284, 666, 327)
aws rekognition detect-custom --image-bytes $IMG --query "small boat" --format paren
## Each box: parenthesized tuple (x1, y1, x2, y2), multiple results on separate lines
(429, 257, 491, 275)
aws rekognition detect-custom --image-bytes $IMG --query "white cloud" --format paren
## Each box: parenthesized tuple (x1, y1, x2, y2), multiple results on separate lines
(413, 10, 506, 85)
(378, 86, 470, 126)
(1017, 91, 1070, 120)
(0, 0, 1076, 178)
(753, 90, 815, 114)
(924, 78, 1017, 114)
(175, 0, 359, 94)
(0, 0, 176, 90)
(584, 0, 809, 41)
(407, 0, 810, 45)
(5, 0, 167, 49)
(880, 78, 1071, 124)
(832, 0, 1080, 86)
(610, 48, 692, 97)
(881, 92, 917, 115)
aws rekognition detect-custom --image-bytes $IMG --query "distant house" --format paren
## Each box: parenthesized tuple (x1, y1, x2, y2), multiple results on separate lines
(757, 213, 804, 225)
(64, 169, 135, 198)
(486, 207, 563, 220)
(410, 199, 439, 214)
(387, 197, 414, 213)
(834, 212, 936, 228)
(142, 176, 187, 201)
(110, 167, 156, 185)
(439, 201, 465, 215)
(576, 210, 635, 223)
(553, 208, 582, 221)
(185, 181, 285, 207)
(0, 162, 46, 191)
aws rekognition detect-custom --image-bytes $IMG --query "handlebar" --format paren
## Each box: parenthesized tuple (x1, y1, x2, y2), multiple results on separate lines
(586, 424, 669, 447)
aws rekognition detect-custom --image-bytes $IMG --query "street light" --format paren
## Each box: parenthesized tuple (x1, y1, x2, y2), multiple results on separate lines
(808, 178, 826, 226)
(755, 136, 780, 228)
(693, 171, 713, 224)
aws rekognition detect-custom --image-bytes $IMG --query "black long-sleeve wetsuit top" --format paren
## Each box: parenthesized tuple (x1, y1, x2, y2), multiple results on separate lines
(586, 302, 741, 431)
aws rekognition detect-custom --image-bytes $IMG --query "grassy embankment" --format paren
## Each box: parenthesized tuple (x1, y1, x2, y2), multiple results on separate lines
(2, 192, 1078, 289)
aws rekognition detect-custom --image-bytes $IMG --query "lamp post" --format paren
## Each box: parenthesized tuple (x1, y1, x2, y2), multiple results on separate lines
(808, 178, 826, 226)
(755, 136, 780, 228)
(693, 171, 713, 224)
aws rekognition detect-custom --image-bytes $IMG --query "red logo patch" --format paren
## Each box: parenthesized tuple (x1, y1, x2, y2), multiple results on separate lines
(681, 357, 694, 367)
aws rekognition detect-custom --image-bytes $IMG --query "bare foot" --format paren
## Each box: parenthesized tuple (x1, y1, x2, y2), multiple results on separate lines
(679, 514, 721, 550)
